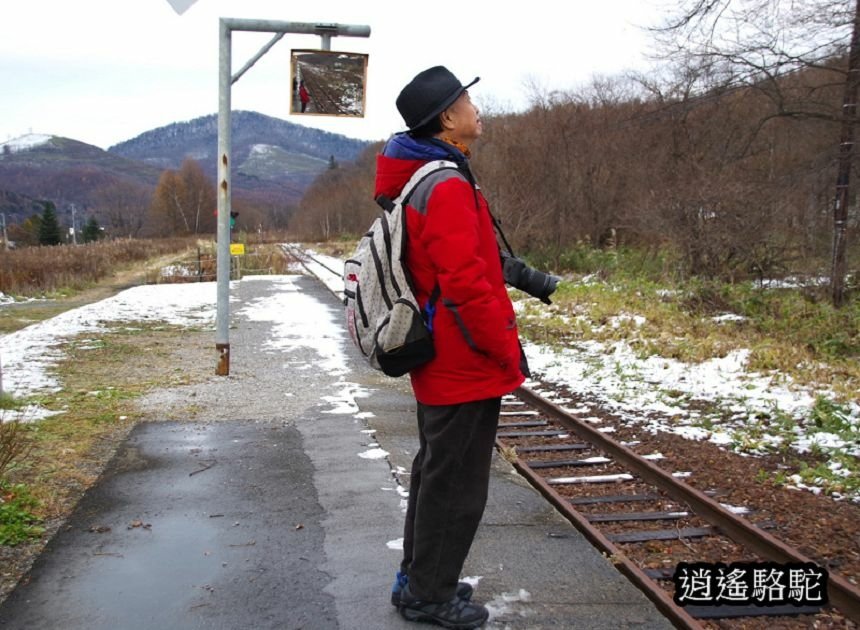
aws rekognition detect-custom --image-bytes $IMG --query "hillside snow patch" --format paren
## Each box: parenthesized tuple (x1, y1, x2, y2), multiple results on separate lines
(1, 134, 52, 153)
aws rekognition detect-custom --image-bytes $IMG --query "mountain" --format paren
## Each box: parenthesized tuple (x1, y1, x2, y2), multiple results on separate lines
(0, 135, 163, 224)
(0, 112, 372, 226)
(109, 110, 370, 201)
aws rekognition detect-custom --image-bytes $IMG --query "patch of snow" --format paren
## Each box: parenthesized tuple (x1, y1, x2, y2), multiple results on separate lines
(249, 143, 277, 156)
(759, 276, 828, 289)
(563, 405, 590, 415)
(160, 264, 195, 277)
(485, 588, 533, 622)
(358, 448, 389, 460)
(712, 313, 746, 323)
(608, 313, 646, 328)
(0, 282, 217, 415)
(241, 275, 347, 376)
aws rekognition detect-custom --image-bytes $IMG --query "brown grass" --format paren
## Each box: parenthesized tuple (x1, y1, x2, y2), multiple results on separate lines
(0, 419, 32, 482)
(0, 238, 196, 297)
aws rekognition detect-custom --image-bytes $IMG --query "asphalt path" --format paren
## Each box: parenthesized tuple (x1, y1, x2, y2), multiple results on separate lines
(0, 275, 672, 629)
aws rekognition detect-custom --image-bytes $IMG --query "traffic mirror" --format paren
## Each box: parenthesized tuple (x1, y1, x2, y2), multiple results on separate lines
(290, 50, 368, 117)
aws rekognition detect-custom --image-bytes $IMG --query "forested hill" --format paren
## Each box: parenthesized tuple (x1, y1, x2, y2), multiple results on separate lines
(109, 110, 370, 177)
(0, 112, 373, 231)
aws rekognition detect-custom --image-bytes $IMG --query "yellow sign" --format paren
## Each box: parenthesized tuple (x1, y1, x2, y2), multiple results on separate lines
(230, 243, 245, 256)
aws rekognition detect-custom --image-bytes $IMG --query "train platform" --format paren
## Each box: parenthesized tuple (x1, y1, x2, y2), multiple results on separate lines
(0, 274, 672, 629)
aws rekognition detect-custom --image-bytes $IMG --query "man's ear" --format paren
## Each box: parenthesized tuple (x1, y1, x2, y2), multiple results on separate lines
(439, 110, 455, 132)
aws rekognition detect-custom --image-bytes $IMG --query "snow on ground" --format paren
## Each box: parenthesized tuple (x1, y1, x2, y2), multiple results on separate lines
(2, 251, 856, 499)
(0, 283, 218, 421)
(240, 275, 348, 378)
(286, 248, 859, 499)
(235, 274, 373, 443)
(525, 338, 859, 457)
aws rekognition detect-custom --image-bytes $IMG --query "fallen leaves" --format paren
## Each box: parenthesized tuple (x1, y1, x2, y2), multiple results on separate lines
(127, 519, 151, 531)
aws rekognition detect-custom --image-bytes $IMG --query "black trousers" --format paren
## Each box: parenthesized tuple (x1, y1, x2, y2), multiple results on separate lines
(400, 396, 502, 601)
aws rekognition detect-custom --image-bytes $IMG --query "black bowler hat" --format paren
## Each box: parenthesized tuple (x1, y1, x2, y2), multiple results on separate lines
(396, 66, 480, 130)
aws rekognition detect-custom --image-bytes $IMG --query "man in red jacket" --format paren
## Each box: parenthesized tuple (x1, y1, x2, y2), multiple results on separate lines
(377, 66, 526, 629)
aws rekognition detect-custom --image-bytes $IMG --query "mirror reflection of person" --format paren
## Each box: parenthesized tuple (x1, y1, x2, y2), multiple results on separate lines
(299, 80, 310, 113)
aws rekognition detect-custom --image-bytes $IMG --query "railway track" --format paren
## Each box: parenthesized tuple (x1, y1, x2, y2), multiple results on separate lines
(497, 387, 860, 629)
(284, 244, 860, 629)
(296, 62, 352, 116)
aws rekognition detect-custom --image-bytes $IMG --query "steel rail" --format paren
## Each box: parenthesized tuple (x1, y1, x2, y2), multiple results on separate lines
(514, 385, 860, 624)
(499, 438, 705, 629)
(281, 244, 343, 279)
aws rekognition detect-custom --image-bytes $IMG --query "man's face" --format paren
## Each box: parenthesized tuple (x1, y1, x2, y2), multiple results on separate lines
(442, 91, 482, 146)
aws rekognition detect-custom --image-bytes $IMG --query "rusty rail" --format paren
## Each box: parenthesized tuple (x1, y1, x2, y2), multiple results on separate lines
(512, 385, 860, 625)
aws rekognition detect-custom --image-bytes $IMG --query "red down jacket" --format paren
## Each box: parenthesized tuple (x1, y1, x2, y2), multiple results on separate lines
(374, 146, 525, 405)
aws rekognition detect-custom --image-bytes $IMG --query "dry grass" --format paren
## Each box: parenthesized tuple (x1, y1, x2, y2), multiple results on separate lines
(514, 277, 860, 403)
(0, 419, 32, 482)
(0, 238, 196, 298)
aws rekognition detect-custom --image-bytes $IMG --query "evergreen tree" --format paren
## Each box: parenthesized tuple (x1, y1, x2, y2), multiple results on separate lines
(328, 155, 338, 170)
(82, 216, 102, 243)
(38, 201, 61, 246)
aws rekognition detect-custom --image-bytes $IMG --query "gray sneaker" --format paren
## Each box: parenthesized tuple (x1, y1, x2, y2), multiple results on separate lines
(391, 572, 474, 607)
(399, 584, 488, 629)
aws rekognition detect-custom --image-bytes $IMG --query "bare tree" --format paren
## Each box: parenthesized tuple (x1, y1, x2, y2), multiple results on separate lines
(91, 181, 151, 238)
(654, 0, 860, 304)
(148, 159, 216, 237)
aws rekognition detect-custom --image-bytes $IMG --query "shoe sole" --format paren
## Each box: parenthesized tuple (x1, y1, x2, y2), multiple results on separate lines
(392, 585, 473, 608)
(400, 606, 488, 629)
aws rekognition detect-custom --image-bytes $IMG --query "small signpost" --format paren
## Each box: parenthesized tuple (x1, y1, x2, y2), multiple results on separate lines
(215, 18, 370, 375)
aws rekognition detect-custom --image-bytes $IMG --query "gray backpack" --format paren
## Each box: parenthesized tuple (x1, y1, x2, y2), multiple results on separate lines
(343, 160, 455, 376)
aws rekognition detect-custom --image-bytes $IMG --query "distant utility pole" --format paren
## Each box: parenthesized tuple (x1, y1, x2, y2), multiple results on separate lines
(215, 18, 370, 376)
(1, 212, 7, 250)
(70, 204, 78, 245)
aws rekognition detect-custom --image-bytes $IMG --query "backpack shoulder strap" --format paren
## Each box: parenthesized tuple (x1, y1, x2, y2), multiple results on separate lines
(375, 160, 460, 211)
(376, 160, 460, 212)
(400, 160, 459, 203)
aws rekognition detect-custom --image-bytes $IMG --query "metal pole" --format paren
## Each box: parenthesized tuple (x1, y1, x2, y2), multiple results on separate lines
(214, 18, 370, 376)
(1, 213, 7, 250)
(232, 32, 285, 84)
(215, 18, 232, 375)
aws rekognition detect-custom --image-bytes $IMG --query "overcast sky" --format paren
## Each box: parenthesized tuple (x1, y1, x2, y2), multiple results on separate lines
(1, 0, 665, 149)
